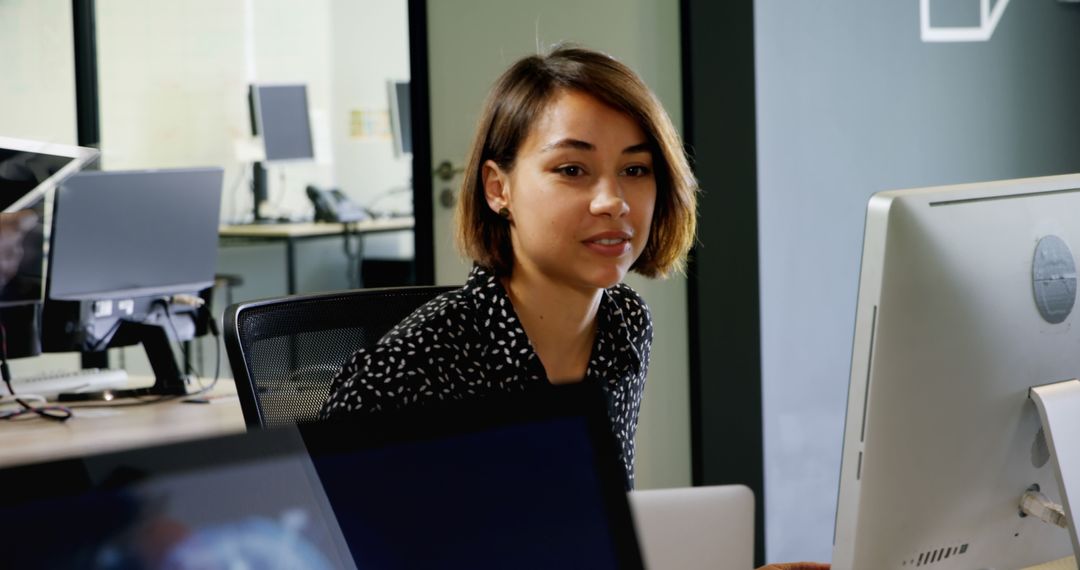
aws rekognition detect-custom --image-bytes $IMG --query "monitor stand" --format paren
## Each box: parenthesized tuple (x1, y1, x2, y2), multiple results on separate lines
(252, 161, 271, 223)
(1029, 379, 1080, 557)
(57, 322, 189, 402)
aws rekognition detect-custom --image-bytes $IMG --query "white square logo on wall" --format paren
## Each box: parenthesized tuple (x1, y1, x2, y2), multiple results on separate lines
(920, 0, 1011, 42)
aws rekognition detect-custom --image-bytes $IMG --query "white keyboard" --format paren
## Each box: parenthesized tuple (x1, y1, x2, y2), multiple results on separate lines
(5, 368, 130, 400)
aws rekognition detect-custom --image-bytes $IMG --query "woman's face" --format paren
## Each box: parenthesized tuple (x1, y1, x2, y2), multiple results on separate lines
(484, 89, 657, 291)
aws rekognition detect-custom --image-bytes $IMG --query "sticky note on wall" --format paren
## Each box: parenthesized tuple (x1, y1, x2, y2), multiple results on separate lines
(349, 109, 391, 139)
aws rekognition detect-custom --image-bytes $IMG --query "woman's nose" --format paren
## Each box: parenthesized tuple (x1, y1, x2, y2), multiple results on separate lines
(590, 177, 630, 218)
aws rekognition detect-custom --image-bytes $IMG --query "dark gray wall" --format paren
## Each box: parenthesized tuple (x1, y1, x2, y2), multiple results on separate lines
(752, 0, 1080, 561)
(683, 0, 766, 563)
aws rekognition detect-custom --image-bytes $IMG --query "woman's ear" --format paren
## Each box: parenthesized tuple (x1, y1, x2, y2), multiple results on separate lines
(482, 160, 510, 215)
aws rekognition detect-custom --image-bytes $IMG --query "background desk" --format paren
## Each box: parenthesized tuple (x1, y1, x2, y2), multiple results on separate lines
(219, 217, 414, 294)
(0, 378, 245, 469)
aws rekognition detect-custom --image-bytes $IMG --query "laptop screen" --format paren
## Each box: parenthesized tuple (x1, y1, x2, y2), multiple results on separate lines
(0, 138, 97, 307)
(0, 385, 643, 569)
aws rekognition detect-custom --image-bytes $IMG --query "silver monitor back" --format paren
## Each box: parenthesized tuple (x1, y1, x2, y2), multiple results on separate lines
(48, 167, 223, 301)
(833, 174, 1080, 569)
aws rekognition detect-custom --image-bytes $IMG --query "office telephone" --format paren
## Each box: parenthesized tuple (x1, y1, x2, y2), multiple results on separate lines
(306, 185, 370, 223)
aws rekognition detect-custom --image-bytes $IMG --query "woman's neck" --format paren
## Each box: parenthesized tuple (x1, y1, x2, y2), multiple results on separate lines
(503, 266, 603, 384)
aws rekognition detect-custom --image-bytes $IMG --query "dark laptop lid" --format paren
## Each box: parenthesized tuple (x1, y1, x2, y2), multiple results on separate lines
(0, 384, 644, 569)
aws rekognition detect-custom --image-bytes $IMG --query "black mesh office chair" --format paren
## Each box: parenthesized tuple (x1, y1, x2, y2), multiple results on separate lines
(224, 285, 457, 428)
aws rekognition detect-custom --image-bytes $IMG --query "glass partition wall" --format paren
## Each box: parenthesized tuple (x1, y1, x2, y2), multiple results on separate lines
(1, 0, 414, 378)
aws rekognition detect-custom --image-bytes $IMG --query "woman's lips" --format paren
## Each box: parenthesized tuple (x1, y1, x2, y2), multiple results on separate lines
(583, 232, 632, 257)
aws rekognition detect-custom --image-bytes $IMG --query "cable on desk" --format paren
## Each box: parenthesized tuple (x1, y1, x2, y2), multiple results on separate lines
(0, 394, 71, 420)
(151, 299, 222, 402)
(0, 322, 73, 422)
(205, 304, 222, 383)
(151, 298, 222, 396)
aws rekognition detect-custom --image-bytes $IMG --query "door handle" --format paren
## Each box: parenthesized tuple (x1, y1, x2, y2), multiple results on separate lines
(433, 160, 465, 182)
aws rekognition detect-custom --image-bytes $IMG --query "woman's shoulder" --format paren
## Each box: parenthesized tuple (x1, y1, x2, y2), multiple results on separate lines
(607, 282, 652, 319)
(380, 264, 505, 344)
(340, 288, 474, 375)
(604, 282, 653, 344)
(379, 285, 477, 345)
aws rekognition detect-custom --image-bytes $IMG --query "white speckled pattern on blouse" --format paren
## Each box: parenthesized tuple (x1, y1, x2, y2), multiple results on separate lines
(320, 264, 653, 488)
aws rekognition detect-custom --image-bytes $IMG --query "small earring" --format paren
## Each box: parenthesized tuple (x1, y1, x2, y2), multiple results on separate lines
(498, 207, 511, 219)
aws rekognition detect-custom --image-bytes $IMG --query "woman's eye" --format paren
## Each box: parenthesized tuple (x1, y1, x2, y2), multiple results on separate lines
(623, 165, 652, 177)
(557, 165, 585, 177)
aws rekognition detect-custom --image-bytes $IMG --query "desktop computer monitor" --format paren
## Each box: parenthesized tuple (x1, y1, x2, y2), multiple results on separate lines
(0, 137, 98, 358)
(388, 80, 411, 158)
(248, 84, 314, 221)
(41, 167, 224, 398)
(250, 84, 315, 162)
(832, 174, 1080, 568)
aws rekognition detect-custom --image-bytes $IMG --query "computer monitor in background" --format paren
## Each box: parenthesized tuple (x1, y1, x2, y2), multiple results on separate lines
(833, 174, 1080, 568)
(388, 80, 411, 158)
(248, 84, 315, 221)
(41, 168, 224, 399)
(0, 137, 98, 359)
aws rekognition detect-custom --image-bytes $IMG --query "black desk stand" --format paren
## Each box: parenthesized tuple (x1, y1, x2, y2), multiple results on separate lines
(59, 322, 189, 402)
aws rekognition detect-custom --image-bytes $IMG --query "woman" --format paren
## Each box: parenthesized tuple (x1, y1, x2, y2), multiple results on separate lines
(321, 45, 697, 489)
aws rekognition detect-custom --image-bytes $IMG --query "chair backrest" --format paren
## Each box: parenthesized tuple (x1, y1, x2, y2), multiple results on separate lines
(224, 285, 457, 428)
(628, 484, 755, 570)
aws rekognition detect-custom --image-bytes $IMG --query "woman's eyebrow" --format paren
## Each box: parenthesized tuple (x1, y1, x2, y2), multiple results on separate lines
(540, 138, 595, 152)
(538, 139, 652, 154)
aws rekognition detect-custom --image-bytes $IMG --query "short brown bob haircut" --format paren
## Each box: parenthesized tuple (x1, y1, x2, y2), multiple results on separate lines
(455, 44, 698, 278)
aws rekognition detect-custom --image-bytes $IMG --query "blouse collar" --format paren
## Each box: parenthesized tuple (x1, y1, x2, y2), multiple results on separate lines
(464, 265, 644, 381)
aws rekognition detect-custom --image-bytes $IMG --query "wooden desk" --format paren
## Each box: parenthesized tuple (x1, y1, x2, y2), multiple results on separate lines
(219, 217, 414, 294)
(0, 377, 246, 469)
(1027, 557, 1078, 569)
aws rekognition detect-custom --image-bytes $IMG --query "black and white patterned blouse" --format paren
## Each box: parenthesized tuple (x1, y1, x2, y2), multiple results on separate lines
(321, 264, 654, 488)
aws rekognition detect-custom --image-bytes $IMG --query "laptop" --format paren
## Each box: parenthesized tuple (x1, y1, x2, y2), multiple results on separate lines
(630, 485, 755, 570)
(0, 383, 644, 569)
(0, 136, 98, 214)
(1, 137, 98, 312)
